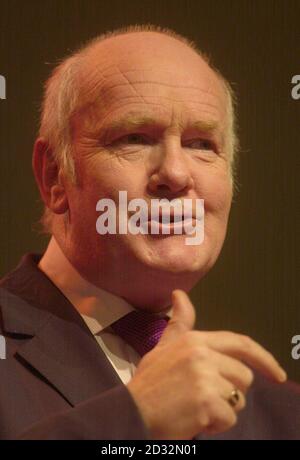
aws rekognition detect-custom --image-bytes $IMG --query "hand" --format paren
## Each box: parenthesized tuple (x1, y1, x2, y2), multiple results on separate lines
(127, 289, 287, 440)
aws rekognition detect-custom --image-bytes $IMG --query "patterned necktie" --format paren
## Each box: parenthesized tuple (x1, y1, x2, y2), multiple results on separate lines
(111, 310, 169, 357)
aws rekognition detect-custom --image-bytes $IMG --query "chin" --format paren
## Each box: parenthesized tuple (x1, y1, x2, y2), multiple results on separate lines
(157, 254, 205, 274)
(131, 251, 214, 310)
(139, 236, 212, 273)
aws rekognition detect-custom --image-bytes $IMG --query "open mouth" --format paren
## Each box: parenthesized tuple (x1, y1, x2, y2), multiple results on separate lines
(124, 197, 204, 238)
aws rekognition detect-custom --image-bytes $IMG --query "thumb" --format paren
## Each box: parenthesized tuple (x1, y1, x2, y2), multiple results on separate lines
(158, 289, 196, 345)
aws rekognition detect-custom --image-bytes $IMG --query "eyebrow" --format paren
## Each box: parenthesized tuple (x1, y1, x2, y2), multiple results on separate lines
(108, 115, 160, 132)
(101, 114, 220, 137)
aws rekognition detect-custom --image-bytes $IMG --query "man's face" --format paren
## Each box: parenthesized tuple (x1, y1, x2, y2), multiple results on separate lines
(61, 33, 233, 308)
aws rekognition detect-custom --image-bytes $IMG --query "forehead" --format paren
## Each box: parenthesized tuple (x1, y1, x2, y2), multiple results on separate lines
(76, 37, 228, 130)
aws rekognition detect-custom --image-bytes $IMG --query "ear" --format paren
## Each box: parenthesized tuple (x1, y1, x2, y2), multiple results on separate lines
(32, 138, 69, 214)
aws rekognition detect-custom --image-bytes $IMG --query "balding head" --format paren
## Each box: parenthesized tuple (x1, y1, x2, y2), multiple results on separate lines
(76, 29, 230, 123)
(34, 24, 236, 307)
(37, 24, 238, 234)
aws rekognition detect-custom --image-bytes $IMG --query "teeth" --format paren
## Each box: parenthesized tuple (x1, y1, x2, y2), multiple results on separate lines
(173, 214, 182, 222)
(150, 213, 193, 223)
(159, 214, 184, 223)
(171, 199, 183, 207)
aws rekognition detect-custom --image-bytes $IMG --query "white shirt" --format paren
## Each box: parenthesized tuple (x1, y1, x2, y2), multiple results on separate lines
(38, 237, 172, 385)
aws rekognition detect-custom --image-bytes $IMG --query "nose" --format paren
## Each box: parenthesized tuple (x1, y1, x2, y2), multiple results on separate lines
(148, 138, 194, 197)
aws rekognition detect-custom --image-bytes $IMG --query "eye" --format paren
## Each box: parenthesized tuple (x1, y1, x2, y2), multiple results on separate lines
(116, 133, 151, 145)
(184, 139, 215, 151)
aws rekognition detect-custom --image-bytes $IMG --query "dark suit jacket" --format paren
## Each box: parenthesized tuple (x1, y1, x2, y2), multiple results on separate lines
(0, 253, 299, 440)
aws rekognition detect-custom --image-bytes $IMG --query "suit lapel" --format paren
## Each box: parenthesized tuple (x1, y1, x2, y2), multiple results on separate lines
(15, 312, 123, 406)
(0, 255, 123, 406)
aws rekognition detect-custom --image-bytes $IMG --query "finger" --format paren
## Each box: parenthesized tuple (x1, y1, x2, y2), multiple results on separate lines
(211, 373, 246, 413)
(194, 374, 242, 435)
(158, 290, 196, 345)
(225, 388, 245, 412)
(201, 395, 238, 436)
(192, 330, 287, 383)
(209, 351, 254, 394)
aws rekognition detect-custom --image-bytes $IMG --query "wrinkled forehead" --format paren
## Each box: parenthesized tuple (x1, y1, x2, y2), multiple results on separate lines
(75, 39, 228, 128)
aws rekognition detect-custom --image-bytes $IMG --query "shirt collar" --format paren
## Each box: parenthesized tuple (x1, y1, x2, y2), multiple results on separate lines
(38, 237, 172, 336)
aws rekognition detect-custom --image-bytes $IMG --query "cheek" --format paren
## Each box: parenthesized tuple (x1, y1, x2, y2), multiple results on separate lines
(196, 171, 232, 221)
(78, 151, 146, 198)
(67, 163, 146, 231)
(212, 185, 232, 217)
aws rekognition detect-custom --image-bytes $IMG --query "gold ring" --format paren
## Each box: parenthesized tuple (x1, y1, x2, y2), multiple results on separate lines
(228, 388, 240, 407)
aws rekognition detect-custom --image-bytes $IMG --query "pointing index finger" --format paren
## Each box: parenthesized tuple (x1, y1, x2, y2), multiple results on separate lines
(193, 330, 287, 383)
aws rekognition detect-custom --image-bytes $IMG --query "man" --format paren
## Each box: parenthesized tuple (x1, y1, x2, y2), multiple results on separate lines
(0, 24, 299, 440)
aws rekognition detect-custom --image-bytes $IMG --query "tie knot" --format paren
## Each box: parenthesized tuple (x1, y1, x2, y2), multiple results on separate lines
(111, 309, 169, 357)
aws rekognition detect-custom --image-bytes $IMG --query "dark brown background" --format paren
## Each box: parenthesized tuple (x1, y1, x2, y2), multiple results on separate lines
(0, 0, 299, 382)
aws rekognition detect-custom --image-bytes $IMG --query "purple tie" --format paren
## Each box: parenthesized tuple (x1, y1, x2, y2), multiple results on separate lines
(111, 310, 169, 357)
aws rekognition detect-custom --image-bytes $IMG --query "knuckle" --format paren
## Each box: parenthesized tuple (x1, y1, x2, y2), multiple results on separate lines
(239, 395, 246, 410)
(196, 386, 217, 411)
(190, 329, 205, 340)
(196, 369, 215, 391)
(245, 368, 254, 386)
(228, 411, 238, 428)
(193, 345, 210, 361)
(184, 345, 211, 369)
(240, 334, 253, 349)
(218, 330, 236, 340)
(201, 401, 238, 435)
(195, 411, 210, 431)
(218, 408, 238, 431)
(180, 331, 196, 348)
(179, 351, 198, 377)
